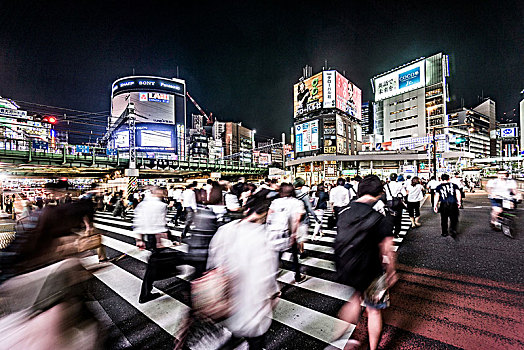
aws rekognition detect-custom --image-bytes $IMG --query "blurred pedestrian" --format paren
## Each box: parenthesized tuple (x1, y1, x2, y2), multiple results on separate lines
(312, 184, 329, 240)
(384, 173, 406, 237)
(267, 183, 307, 284)
(329, 178, 350, 224)
(135, 188, 170, 303)
(207, 193, 279, 350)
(180, 183, 197, 243)
(294, 177, 320, 258)
(406, 176, 424, 228)
(334, 175, 396, 350)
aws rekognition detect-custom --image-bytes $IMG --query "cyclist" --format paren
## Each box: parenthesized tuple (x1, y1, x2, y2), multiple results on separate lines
(486, 170, 518, 227)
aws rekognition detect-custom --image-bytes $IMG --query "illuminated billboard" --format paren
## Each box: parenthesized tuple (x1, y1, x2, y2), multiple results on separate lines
(113, 123, 176, 152)
(293, 73, 323, 117)
(294, 70, 361, 119)
(111, 92, 175, 126)
(334, 72, 362, 120)
(373, 61, 426, 101)
(295, 120, 319, 153)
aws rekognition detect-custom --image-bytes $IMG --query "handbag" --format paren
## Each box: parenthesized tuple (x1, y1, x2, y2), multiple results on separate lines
(76, 233, 102, 252)
(191, 266, 232, 321)
(386, 184, 407, 211)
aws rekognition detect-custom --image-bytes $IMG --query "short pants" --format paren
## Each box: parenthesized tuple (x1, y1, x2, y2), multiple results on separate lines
(490, 198, 503, 207)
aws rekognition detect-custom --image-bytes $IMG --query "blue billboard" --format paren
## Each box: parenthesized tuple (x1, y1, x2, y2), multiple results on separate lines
(398, 66, 421, 89)
(113, 122, 177, 152)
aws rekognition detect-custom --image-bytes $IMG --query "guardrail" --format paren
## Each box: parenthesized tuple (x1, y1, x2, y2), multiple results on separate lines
(0, 138, 267, 174)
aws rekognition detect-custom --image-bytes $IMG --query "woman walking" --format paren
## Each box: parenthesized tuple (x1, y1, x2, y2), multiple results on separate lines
(406, 176, 424, 228)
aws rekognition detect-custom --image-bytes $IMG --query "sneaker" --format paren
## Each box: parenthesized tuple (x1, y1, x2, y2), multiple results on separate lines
(294, 274, 308, 284)
(441, 232, 448, 237)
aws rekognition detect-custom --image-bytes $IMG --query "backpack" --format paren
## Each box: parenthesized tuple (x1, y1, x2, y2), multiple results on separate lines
(334, 204, 384, 285)
(266, 202, 293, 251)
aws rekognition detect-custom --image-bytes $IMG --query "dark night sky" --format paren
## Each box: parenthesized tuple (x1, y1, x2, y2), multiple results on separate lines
(0, 0, 522, 143)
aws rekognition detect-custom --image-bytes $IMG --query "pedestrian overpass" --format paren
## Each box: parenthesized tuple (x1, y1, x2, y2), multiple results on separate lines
(0, 141, 267, 178)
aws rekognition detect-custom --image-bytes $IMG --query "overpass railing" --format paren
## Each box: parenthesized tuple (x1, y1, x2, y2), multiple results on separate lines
(0, 138, 266, 174)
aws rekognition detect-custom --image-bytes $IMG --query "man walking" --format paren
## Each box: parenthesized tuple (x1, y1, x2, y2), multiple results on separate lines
(333, 175, 396, 350)
(384, 173, 405, 237)
(134, 187, 169, 303)
(329, 178, 350, 224)
(433, 174, 461, 238)
(180, 182, 197, 243)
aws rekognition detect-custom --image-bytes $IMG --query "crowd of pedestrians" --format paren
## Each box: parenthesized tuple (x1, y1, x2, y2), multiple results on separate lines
(1, 169, 516, 349)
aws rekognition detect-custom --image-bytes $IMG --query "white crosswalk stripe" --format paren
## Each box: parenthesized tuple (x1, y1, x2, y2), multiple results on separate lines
(88, 206, 411, 349)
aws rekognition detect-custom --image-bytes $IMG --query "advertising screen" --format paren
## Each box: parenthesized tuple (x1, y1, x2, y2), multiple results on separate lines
(293, 73, 323, 118)
(374, 61, 425, 101)
(112, 123, 176, 152)
(111, 91, 175, 126)
(321, 70, 362, 120)
(295, 120, 319, 153)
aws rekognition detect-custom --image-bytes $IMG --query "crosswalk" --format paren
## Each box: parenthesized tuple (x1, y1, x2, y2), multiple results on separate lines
(87, 208, 412, 349)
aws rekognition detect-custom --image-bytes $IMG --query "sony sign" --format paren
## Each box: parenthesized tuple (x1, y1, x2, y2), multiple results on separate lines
(374, 61, 426, 101)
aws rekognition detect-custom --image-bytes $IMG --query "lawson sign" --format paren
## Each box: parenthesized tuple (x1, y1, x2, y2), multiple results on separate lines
(374, 61, 426, 101)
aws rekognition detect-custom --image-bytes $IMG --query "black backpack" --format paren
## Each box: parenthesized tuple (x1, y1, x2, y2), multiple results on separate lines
(334, 203, 384, 285)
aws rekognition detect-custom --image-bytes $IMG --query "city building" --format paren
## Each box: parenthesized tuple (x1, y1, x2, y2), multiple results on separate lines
(0, 96, 56, 149)
(371, 53, 450, 142)
(108, 75, 187, 159)
(290, 69, 363, 183)
(210, 121, 254, 162)
(447, 99, 497, 158)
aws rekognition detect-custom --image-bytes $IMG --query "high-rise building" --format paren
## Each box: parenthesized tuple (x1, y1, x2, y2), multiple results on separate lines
(371, 53, 450, 142)
(290, 69, 362, 183)
(447, 101, 494, 157)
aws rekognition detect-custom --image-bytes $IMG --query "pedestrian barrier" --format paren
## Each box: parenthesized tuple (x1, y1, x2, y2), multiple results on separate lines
(0, 222, 16, 249)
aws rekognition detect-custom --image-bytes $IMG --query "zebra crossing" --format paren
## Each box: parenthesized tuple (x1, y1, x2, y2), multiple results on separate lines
(86, 207, 412, 349)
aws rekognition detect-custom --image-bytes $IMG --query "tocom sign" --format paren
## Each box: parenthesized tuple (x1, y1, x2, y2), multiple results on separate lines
(374, 61, 425, 101)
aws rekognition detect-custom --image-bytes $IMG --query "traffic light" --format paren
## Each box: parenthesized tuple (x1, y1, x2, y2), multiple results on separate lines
(455, 136, 467, 145)
(42, 115, 57, 124)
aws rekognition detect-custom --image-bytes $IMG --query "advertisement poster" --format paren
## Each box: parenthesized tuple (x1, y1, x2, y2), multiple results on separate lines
(336, 115, 346, 137)
(111, 91, 175, 126)
(337, 137, 347, 154)
(374, 61, 425, 101)
(322, 70, 336, 108)
(335, 72, 362, 120)
(293, 73, 323, 118)
(324, 139, 336, 153)
(295, 120, 319, 153)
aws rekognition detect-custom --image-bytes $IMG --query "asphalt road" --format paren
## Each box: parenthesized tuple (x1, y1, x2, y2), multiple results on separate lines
(398, 190, 524, 285)
(351, 190, 524, 349)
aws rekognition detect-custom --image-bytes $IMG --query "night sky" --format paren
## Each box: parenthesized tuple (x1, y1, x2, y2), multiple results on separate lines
(0, 0, 522, 143)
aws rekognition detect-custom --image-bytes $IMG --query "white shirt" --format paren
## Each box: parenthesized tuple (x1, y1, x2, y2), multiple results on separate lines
(487, 178, 518, 199)
(225, 192, 241, 211)
(172, 189, 182, 201)
(407, 184, 424, 202)
(329, 185, 350, 207)
(384, 181, 404, 201)
(269, 197, 305, 221)
(181, 189, 197, 209)
(427, 179, 440, 190)
(133, 194, 167, 235)
(450, 177, 464, 189)
(207, 220, 278, 338)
